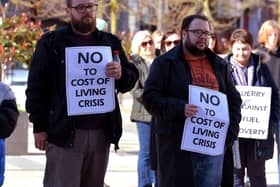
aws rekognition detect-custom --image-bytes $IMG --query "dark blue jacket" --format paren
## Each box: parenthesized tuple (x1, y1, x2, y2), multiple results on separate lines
(0, 83, 19, 186)
(26, 25, 138, 149)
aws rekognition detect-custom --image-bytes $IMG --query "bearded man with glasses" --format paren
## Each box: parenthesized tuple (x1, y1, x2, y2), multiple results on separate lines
(142, 14, 242, 187)
(26, 0, 139, 187)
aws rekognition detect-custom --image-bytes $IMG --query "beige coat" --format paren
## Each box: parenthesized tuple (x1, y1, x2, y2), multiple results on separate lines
(130, 54, 152, 123)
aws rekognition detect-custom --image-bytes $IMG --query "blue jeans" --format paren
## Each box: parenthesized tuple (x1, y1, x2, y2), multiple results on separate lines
(0, 139, 5, 186)
(191, 152, 224, 187)
(278, 120, 280, 184)
(136, 122, 156, 187)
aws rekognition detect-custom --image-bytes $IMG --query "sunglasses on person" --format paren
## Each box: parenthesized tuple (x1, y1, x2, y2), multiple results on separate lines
(141, 40, 154, 47)
(70, 3, 98, 14)
(165, 40, 180, 47)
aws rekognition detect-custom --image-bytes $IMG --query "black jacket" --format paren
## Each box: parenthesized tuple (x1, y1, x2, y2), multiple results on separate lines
(0, 83, 18, 138)
(143, 45, 242, 146)
(143, 45, 241, 187)
(26, 25, 138, 149)
(255, 46, 280, 93)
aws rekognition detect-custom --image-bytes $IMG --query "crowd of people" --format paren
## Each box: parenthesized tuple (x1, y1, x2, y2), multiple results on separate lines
(1, 0, 280, 187)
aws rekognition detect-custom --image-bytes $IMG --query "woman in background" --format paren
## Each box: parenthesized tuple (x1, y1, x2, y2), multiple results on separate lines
(256, 19, 280, 185)
(160, 28, 180, 53)
(225, 28, 279, 187)
(130, 30, 156, 187)
(151, 30, 163, 56)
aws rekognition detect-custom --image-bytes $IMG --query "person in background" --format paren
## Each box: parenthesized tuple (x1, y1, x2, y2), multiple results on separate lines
(256, 20, 280, 185)
(151, 30, 163, 56)
(224, 28, 279, 187)
(160, 28, 180, 53)
(96, 18, 108, 32)
(130, 30, 156, 187)
(208, 34, 217, 51)
(220, 36, 232, 55)
(142, 14, 242, 187)
(25, 0, 138, 186)
(149, 28, 181, 177)
(0, 82, 19, 186)
(208, 33, 230, 58)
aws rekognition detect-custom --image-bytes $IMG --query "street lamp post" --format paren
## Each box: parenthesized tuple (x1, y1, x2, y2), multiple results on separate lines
(111, 0, 118, 34)
(157, 0, 162, 30)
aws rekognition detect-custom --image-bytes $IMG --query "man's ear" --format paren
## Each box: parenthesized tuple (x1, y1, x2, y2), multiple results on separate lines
(182, 30, 187, 38)
(65, 7, 71, 16)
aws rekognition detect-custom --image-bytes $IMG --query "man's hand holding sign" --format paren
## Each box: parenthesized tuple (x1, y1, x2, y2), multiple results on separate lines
(184, 104, 199, 118)
(105, 57, 122, 80)
(181, 85, 230, 156)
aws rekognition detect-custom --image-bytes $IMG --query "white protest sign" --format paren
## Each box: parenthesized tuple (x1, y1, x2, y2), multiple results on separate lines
(236, 86, 271, 139)
(181, 85, 229, 156)
(65, 46, 115, 116)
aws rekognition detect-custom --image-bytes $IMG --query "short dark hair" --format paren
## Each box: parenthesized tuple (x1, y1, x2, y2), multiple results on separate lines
(66, 0, 71, 7)
(181, 14, 209, 31)
(230, 29, 253, 47)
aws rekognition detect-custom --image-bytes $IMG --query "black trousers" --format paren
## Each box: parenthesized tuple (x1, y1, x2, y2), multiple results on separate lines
(221, 146, 234, 187)
(233, 139, 266, 187)
(156, 132, 195, 187)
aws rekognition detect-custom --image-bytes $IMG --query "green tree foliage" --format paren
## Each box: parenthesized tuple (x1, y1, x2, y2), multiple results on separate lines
(0, 12, 43, 67)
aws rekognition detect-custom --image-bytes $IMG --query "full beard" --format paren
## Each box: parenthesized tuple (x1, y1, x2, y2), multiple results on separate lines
(184, 42, 207, 57)
(71, 14, 95, 34)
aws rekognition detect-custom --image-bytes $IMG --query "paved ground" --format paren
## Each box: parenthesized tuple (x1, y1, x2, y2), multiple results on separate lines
(4, 93, 138, 187)
(2, 93, 280, 187)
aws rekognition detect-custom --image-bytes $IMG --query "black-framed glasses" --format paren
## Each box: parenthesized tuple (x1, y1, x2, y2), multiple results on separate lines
(165, 40, 180, 47)
(186, 29, 213, 38)
(70, 3, 98, 14)
(141, 40, 154, 47)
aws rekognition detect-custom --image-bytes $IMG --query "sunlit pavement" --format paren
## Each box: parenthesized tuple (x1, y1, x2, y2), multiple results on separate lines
(4, 93, 138, 187)
(3, 93, 280, 187)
